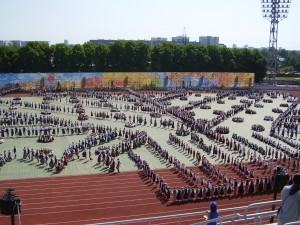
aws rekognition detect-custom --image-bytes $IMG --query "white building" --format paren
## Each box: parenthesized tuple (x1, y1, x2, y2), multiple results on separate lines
(0, 40, 50, 47)
(199, 36, 219, 46)
(172, 36, 189, 44)
(150, 37, 167, 46)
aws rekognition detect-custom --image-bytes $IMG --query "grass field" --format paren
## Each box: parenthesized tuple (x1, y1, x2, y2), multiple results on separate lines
(275, 76, 300, 81)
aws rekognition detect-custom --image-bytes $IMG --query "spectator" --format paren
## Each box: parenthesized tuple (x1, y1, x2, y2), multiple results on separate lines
(204, 201, 219, 225)
(278, 173, 300, 225)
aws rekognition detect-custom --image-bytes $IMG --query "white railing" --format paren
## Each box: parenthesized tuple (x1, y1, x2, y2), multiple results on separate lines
(90, 200, 283, 225)
(285, 222, 300, 225)
(243, 200, 281, 225)
(88, 211, 221, 225)
(191, 213, 239, 225)
(191, 211, 277, 225)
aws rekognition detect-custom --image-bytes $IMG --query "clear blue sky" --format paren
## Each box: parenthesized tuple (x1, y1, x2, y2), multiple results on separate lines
(1, 0, 299, 50)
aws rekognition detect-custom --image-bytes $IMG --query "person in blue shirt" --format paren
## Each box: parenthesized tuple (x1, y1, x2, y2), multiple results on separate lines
(204, 201, 219, 225)
(278, 173, 300, 225)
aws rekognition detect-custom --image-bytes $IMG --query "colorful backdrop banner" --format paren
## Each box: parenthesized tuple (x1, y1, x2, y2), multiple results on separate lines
(0, 72, 254, 90)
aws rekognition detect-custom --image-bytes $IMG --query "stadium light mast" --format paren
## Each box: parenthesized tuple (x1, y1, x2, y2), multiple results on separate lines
(261, 0, 291, 82)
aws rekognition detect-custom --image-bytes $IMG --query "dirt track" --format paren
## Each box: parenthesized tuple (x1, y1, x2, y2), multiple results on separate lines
(279, 90, 300, 98)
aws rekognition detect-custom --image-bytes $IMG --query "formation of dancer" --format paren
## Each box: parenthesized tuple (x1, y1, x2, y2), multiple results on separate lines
(1, 88, 300, 206)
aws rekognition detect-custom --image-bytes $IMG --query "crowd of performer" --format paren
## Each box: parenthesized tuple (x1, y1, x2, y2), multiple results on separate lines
(140, 133, 288, 203)
(252, 132, 300, 157)
(0, 147, 16, 167)
(1, 123, 90, 138)
(1, 88, 300, 205)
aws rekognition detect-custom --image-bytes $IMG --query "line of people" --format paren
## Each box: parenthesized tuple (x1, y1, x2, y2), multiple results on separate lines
(0, 146, 16, 167)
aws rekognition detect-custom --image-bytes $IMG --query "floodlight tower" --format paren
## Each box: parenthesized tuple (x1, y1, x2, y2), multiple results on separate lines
(261, 0, 291, 82)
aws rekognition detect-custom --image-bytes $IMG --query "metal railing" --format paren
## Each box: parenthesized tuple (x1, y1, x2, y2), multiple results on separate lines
(191, 213, 239, 225)
(191, 210, 278, 225)
(243, 200, 281, 225)
(193, 211, 300, 225)
(285, 222, 300, 225)
(90, 200, 283, 225)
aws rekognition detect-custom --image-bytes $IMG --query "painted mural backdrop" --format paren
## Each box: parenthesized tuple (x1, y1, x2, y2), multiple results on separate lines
(0, 72, 254, 90)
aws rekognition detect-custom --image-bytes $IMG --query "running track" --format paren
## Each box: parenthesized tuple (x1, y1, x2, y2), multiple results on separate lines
(0, 167, 277, 225)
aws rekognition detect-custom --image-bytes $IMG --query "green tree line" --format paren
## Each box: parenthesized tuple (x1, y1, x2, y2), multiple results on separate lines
(261, 48, 300, 73)
(0, 41, 267, 82)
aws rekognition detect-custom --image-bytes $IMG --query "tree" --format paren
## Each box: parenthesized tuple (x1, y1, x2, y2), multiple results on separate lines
(94, 44, 110, 72)
(289, 50, 298, 58)
(51, 43, 71, 72)
(283, 55, 300, 71)
(150, 43, 175, 72)
(207, 45, 224, 71)
(17, 41, 51, 72)
(109, 41, 126, 72)
(160, 43, 175, 72)
(70, 44, 86, 72)
(185, 45, 199, 72)
(151, 44, 164, 71)
(280, 66, 294, 73)
(135, 42, 150, 71)
(295, 62, 300, 72)
(233, 48, 267, 82)
(220, 47, 236, 72)
(278, 48, 288, 58)
(172, 44, 187, 72)
(82, 42, 96, 72)
(124, 41, 137, 71)
(195, 45, 211, 72)
(233, 48, 252, 72)
(0, 40, 269, 79)
(0, 46, 18, 72)
(260, 48, 269, 60)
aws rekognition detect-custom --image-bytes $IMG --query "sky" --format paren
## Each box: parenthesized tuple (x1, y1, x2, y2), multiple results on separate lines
(1, 0, 299, 50)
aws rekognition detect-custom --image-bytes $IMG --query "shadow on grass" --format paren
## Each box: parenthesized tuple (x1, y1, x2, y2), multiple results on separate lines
(18, 159, 32, 164)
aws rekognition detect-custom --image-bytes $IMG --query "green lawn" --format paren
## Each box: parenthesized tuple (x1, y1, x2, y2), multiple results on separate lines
(276, 77, 300, 81)
(264, 76, 300, 81)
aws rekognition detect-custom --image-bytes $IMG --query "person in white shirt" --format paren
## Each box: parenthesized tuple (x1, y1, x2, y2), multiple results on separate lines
(278, 173, 300, 225)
